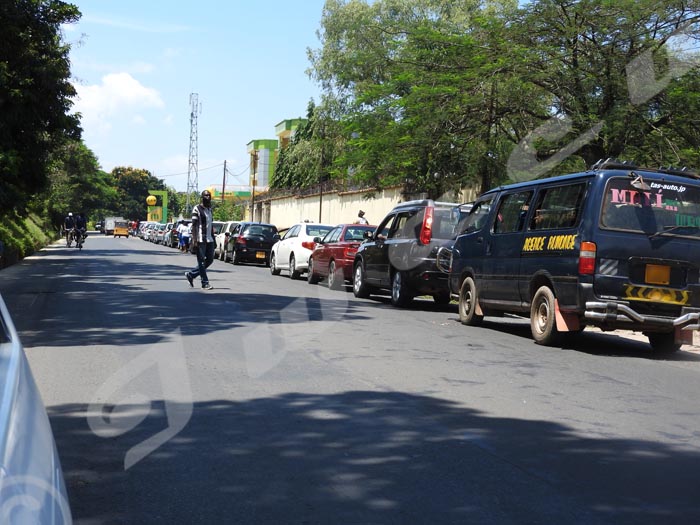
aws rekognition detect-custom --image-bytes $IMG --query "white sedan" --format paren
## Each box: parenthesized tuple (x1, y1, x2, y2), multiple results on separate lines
(270, 222, 334, 279)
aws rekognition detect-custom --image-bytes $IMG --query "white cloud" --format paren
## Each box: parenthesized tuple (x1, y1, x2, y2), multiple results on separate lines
(72, 73, 164, 135)
(163, 114, 174, 125)
(132, 115, 147, 125)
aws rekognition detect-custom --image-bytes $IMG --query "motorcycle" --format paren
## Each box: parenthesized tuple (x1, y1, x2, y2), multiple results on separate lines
(75, 228, 86, 250)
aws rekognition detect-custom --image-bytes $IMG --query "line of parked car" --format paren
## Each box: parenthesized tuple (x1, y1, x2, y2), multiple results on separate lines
(137, 160, 700, 353)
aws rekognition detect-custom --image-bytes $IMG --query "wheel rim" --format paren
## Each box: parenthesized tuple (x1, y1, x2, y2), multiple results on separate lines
(462, 285, 473, 315)
(329, 262, 336, 287)
(354, 265, 362, 293)
(534, 298, 549, 335)
(290, 256, 295, 273)
(392, 273, 401, 301)
(271, 254, 276, 271)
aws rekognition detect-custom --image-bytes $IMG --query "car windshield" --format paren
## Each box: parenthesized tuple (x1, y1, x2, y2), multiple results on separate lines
(600, 176, 700, 238)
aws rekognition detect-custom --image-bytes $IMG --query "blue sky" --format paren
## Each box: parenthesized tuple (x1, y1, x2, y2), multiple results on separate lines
(64, 0, 326, 191)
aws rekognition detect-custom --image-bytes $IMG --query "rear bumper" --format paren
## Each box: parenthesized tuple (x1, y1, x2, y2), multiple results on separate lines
(584, 302, 700, 332)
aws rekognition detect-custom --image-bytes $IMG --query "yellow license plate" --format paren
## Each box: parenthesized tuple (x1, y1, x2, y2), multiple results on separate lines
(256, 251, 265, 259)
(645, 264, 670, 285)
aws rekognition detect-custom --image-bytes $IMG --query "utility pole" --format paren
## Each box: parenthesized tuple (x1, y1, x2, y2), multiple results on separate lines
(185, 93, 201, 214)
(221, 160, 227, 202)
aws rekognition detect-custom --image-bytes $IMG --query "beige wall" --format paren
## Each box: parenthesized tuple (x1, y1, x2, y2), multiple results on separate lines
(251, 185, 480, 229)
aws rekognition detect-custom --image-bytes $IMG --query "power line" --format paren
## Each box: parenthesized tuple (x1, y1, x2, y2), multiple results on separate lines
(159, 163, 224, 179)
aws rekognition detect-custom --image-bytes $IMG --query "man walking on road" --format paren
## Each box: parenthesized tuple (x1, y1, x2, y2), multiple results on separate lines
(185, 190, 216, 290)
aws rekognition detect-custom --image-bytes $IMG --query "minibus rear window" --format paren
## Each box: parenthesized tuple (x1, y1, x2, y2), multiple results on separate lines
(600, 177, 700, 238)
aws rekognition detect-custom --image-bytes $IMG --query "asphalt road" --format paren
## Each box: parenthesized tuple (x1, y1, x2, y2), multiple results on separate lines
(2, 234, 700, 524)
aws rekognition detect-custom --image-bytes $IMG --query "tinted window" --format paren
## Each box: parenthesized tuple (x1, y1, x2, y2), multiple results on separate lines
(494, 191, 533, 234)
(459, 198, 494, 234)
(600, 177, 700, 238)
(391, 209, 423, 239)
(344, 225, 373, 241)
(530, 183, 585, 231)
(325, 227, 341, 243)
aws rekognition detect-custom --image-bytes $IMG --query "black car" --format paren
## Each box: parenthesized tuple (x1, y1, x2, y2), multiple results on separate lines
(352, 199, 468, 307)
(226, 222, 279, 266)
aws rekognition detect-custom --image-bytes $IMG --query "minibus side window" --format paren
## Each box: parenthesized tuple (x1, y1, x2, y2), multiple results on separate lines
(493, 191, 533, 234)
(530, 183, 585, 231)
(458, 197, 494, 234)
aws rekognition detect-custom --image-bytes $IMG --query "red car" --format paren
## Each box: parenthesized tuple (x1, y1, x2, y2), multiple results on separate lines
(307, 223, 376, 289)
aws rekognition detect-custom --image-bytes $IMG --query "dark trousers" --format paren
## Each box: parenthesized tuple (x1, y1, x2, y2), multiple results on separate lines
(190, 241, 215, 286)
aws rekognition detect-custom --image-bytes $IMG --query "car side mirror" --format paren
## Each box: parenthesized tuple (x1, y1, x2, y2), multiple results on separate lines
(273, 234, 281, 242)
(313, 236, 323, 243)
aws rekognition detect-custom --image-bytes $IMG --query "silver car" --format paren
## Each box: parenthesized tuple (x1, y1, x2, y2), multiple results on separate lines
(0, 293, 72, 524)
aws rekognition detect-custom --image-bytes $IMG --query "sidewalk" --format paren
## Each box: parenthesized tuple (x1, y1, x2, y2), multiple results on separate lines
(594, 328, 700, 353)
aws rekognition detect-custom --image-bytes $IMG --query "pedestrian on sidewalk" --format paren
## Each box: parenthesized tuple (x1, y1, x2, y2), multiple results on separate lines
(185, 190, 216, 290)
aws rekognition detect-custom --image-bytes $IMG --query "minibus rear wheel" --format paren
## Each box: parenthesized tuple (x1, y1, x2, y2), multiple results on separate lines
(531, 285, 560, 346)
(647, 332, 681, 354)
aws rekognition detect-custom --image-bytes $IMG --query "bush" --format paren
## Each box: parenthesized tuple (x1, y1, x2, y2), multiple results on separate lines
(0, 212, 56, 269)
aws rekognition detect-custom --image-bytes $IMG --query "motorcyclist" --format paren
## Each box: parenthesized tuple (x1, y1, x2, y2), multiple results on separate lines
(64, 213, 75, 244)
(75, 212, 87, 243)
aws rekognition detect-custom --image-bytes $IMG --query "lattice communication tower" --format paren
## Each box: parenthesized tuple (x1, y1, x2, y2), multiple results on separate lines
(186, 93, 201, 213)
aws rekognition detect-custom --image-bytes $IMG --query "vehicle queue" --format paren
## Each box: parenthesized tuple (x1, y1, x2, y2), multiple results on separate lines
(130, 160, 700, 355)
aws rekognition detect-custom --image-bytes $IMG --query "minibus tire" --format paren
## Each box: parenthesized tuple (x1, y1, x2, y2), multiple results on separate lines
(459, 277, 483, 326)
(530, 285, 560, 345)
(648, 333, 681, 354)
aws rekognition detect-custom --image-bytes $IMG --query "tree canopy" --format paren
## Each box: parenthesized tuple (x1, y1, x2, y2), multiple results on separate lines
(0, 0, 82, 216)
(302, 0, 700, 196)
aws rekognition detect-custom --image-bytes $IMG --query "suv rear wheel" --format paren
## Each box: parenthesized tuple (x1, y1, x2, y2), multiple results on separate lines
(459, 277, 483, 326)
(530, 285, 560, 345)
(391, 270, 413, 307)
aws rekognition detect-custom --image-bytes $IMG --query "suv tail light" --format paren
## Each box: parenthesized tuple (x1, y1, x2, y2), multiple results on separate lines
(301, 241, 316, 251)
(419, 207, 434, 245)
(238, 237, 247, 246)
(344, 246, 358, 259)
(578, 241, 596, 275)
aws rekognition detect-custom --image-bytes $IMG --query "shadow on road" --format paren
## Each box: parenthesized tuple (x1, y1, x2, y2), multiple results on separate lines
(49, 391, 700, 524)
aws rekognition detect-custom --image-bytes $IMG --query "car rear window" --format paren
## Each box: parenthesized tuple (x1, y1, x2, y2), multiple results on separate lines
(306, 225, 333, 238)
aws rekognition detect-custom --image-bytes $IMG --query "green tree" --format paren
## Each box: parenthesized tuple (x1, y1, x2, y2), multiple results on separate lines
(111, 166, 167, 221)
(0, 0, 82, 216)
(41, 140, 117, 228)
(212, 200, 245, 221)
(508, 0, 700, 177)
(310, 0, 525, 195)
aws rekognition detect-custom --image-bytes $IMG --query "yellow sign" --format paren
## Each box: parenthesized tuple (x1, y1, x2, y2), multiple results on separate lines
(146, 195, 157, 206)
(522, 234, 577, 252)
(148, 206, 162, 222)
(624, 285, 690, 305)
